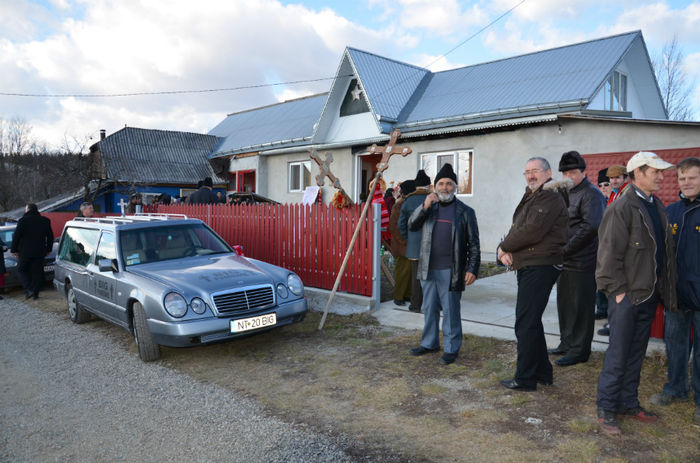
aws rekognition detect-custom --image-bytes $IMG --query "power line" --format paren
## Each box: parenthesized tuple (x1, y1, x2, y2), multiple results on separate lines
(0, 76, 349, 98)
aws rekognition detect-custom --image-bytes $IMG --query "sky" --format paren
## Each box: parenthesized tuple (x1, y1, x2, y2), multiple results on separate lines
(1, 0, 699, 150)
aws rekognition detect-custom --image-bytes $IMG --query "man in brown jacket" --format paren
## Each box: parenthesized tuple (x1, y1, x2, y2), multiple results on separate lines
(497, 157, 569, 391)
(389, 180, 415, 306)
(595, 151, 677, 436)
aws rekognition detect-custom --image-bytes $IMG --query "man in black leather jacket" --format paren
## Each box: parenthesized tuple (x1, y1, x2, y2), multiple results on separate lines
(550, 151, 606, 366)
(408, 163, 480, 365)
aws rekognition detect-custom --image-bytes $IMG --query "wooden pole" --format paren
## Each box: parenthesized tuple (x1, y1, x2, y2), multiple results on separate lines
(318, 172, 381, 330)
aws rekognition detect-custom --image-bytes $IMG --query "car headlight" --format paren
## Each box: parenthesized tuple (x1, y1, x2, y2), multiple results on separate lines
(287, 273, 304, 296)
(190, 297, 207, 314)
(276, 283, 288, 299)
(164, 292, 187, 318)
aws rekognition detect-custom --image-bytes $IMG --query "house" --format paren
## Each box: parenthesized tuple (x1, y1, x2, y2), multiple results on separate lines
(209, 30, 700, 254)
(83, 127, 228, 212)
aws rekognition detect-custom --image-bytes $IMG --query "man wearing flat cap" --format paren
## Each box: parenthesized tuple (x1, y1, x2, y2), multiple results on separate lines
(408, 163, 480, 365)
(549, 151, 606, 367)
(595, 151, 677, 436)
(606, 165, 629, 204)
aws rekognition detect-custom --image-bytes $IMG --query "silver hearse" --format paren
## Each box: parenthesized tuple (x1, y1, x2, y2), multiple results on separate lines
(54, 214, 307, 361)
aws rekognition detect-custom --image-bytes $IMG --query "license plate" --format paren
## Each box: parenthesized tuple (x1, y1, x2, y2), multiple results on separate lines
(44, 265, 54, 272)
(230, 313, 276, 333)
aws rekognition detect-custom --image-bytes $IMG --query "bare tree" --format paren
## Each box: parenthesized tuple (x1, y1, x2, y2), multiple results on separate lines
(653, 36, 696, 121)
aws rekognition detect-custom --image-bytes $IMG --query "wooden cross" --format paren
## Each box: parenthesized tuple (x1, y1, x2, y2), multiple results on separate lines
(366, 128, 412, 172)
(308, 150, 342, 189)
(117, 198, 128, 216)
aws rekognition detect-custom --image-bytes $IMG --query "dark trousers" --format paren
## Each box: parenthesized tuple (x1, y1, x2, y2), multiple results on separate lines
(409, 259, 423, 310)
(514, 265, 560, 387)
(556, 270, 596, 361)
(18, 256, 45, 296)
(596, 294, 658, 411)
(393, 256, 412, 301)
(662, 309, 700, 405)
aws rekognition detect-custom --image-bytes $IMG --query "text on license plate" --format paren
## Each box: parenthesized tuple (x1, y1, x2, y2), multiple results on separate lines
(230, 313, 276, 333)
(44, 265, 54, 272)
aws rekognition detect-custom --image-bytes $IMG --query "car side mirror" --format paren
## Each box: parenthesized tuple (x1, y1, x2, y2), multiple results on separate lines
(98, 258, 119, 273)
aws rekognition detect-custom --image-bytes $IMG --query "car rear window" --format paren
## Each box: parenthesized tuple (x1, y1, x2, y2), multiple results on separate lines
(119, 223, 232, 266)
(58, 227, 101, 267)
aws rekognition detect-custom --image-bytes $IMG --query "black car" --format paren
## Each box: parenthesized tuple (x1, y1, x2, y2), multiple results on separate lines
(0, 224, 57, 291)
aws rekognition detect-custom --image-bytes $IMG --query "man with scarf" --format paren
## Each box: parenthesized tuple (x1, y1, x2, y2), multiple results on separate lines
(408, 163, 480, 365)
(497, 157, 569, 390)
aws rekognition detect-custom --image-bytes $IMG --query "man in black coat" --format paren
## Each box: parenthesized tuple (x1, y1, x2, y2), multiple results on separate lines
(550, 151, 606, 366)
(188, 177, 219, 204)
(408, 163, 480, 365)
(10, 203, 54, 299)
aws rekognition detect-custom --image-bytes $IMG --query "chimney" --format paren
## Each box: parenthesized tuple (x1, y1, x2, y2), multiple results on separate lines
(100, 129, 106, 140)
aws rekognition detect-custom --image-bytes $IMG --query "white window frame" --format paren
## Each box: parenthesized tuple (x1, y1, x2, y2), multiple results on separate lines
(288, 160, 311, 193)
(603, 70, 628, 111)
(420, 149, 474, 196)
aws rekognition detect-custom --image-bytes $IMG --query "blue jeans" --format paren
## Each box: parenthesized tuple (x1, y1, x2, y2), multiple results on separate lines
(662, 309, 700, 405)
(419, 268, 463, 354)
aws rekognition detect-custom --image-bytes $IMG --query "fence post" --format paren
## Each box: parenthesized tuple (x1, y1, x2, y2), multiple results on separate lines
(371, 202, 381, 310)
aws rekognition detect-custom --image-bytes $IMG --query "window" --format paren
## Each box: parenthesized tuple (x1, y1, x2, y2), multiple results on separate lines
(288, 161, 311, 192)
(603, 71, 627, 111)
(95, 232, 116, 264)
(421, 150, 474, 195)
(339, 79, 370, 117)
(58, 227, 100, 267)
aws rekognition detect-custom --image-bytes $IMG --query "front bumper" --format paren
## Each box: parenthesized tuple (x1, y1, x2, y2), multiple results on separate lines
(148, 297, 308, 347)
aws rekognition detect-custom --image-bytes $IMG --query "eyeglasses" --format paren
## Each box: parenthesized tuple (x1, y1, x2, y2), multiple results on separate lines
(523, 169, 544, 176)
(598, 182, 610, 187)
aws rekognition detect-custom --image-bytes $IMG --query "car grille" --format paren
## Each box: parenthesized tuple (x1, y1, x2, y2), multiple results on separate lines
(212, 285, 275, 315)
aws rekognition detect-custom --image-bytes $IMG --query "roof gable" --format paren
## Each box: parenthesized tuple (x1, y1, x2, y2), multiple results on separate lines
(98, 127, 225, 184)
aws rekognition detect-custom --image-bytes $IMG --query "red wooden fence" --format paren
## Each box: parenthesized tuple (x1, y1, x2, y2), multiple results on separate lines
(45, 204, 375, 296)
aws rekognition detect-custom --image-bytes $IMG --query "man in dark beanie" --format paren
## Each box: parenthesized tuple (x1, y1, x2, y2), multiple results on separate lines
(399, 169, 432, 312)
(188, 177, 219, 204)
(549, 151, 606, 367)
(408, 163, 481, 365)
(10, 203, 54, 299)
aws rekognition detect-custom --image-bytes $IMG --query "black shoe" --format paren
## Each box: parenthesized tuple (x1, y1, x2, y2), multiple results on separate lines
(500, 379, 536, 391)
(555, 355, 585, 367)
(393, 299, 406, 306)
(547, 347, 566, 355)
(597, 408, 622, 436)
(537, 378, 553, 386)
(409, 346, 439, 356)
(24, 292, 32, 300)
(32, 293, 39, 300)
(595, 310, 608, 320)
(439, 352, 458, 365)
(408, 305, 421, 313)
(598, 324, 610, 336)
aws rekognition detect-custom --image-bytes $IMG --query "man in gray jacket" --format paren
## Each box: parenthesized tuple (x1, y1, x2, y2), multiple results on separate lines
(595, 151, 677, 436)
(408, 163, 480, 365)
(398, 170, 431, 312)
(550, 151, 606, 366)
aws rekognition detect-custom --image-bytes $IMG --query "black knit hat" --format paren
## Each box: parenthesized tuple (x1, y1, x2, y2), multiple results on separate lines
(558, 151, 586, 172)
(414, 169, 430, 187)
(597, 168, 609, 185)
(434, 163, 457, 185)
(400, 179, 415, 196)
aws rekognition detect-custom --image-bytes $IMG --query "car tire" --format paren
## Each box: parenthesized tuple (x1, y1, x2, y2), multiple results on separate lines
(66, 285, 90, 324)
(132, 302, 161, 362)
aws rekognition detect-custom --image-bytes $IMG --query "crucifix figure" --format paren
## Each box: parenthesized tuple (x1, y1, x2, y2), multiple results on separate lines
(366, 128, 412, 173)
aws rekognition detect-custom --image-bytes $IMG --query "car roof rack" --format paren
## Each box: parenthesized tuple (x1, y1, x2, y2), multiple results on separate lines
(71, 213, 190, 225)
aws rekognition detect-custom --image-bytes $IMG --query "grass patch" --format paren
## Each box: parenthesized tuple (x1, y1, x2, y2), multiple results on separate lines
(567, 419, 595, 433)
(556, 438, 599, 463)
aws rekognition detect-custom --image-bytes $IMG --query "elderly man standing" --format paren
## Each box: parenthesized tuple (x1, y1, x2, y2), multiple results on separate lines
(595, 151, 677, 436)
(549, 151, 606, 366)
(651, 157, 700, 425)
(497, 157, 568, 390)
(408, 163, 480, 365)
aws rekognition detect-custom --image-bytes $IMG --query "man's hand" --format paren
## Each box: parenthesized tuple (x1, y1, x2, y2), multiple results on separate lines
(11, 252, 18, 258)
(464, 272, 476, 286)
(497, 247, 513, 267)
(615, 293, 626, 303)
(423, 192, 439, 210)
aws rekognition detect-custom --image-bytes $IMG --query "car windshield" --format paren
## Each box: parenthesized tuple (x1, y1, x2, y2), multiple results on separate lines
(119, 223, 232, 266)
(0, 228, 14, 246)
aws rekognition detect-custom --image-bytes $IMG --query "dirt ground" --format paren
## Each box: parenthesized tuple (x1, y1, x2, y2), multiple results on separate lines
(8, 286, 700, 463)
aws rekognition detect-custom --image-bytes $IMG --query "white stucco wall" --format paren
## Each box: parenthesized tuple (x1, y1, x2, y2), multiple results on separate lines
(256, 118, 700, 259)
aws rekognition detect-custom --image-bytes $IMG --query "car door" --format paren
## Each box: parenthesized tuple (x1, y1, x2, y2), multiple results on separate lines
(86, 231, 128, 328)
(58, 227, 100, 312)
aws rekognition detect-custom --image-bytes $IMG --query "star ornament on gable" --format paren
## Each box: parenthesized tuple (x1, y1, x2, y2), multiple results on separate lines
(351, 84, 363, 101)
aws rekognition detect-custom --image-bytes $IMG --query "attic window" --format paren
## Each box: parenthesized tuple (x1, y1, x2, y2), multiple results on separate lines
(604, 71, 627, 111)
(339, 79, 369, 117)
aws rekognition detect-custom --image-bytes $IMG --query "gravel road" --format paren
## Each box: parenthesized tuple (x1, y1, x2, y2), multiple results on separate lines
(0, 296, 356, 462)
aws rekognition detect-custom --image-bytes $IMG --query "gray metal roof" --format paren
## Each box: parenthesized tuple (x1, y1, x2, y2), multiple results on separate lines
(400, 31, 639, 126)
(208, 93, 327, 157)
(98, 127, 226, 184)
